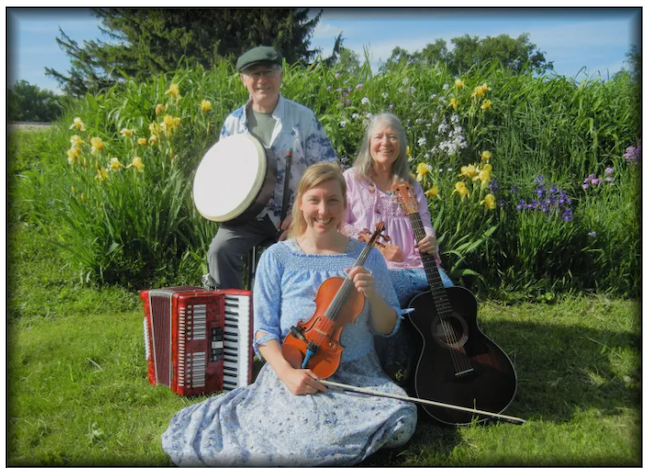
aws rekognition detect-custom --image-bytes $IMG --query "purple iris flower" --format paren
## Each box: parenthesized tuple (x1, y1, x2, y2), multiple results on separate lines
(588, 231, 597, 237)
(517, 200, 526, 210)
(511, 185, 519, 194)
(562, 209, 573, 222)
(604, 167, 614, 175)
(591, 178, 600, 186)
(582, 183, 589, 190)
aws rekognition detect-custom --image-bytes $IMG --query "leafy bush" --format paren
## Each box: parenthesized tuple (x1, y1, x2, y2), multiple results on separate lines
(10, 59, 640, 297)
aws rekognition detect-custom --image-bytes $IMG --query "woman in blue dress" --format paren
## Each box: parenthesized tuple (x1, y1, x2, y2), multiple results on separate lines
(161, 162, 417, 466)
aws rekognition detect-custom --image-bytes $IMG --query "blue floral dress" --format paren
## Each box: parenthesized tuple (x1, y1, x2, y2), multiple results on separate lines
(161, 239, 417, 466)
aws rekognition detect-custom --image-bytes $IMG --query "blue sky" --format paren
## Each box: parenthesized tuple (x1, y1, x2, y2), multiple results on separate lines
(7, 7, 642, 94)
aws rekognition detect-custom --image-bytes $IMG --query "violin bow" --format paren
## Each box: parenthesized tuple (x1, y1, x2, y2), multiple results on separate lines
(319, 379, 526, 424)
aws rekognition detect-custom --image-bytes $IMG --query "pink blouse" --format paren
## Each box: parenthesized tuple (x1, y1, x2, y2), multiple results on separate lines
(342, 168, 441, 270)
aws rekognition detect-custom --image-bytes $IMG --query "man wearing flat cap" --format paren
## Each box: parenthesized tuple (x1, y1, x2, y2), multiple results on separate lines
(204, 45, 337, 291)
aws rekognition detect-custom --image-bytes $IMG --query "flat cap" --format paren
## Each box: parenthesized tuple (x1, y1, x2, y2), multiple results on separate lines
(236, 46, 283, 72)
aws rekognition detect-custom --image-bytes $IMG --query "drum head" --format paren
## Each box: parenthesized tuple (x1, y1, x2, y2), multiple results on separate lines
(193, 135, 268, 222)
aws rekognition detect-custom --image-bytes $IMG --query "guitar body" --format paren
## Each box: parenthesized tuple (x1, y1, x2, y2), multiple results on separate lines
(407, 286, 517, 425)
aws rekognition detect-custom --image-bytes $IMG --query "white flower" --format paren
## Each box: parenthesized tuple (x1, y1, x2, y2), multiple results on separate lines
(366, 112, 374, 120)
(418, 137, 427, 146)
(403, 77, 410, 85)
(430, 93, 437, 100)
(352, 113, 360, 120)
(424, 153, 431, 159)
(382, 92, 389, 99)
(438, 122, 448, 134)
(340, 120, 347, 128)
(426, 123, 432, 128)
(361, 97, 370, 105)
(451, 114, 460, 123)
(442, 83, 449, 90)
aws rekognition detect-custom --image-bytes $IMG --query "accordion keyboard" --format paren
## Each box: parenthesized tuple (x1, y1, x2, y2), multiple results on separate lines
(223, 294, 252, 390)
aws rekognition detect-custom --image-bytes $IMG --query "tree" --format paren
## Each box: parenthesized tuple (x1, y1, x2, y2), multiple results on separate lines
(380, 33, 553, 75)
(8, 80, 63, 122)
(46, 8, 322, 96)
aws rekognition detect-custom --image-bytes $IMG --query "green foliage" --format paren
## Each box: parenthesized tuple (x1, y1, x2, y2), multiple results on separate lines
(10, 56, 641, 298)
(45, 8, 322, 96)
(382, 33, 553, 75)
(8, 80, 65, 122)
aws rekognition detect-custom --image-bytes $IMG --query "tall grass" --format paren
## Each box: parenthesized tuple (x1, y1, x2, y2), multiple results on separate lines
(10, 58, 640, 296)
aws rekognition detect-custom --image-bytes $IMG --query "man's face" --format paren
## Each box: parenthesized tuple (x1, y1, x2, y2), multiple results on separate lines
(240, 64, 283, 108)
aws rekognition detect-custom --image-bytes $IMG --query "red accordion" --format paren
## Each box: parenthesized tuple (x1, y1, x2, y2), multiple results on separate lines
(140, 286, 254, 396)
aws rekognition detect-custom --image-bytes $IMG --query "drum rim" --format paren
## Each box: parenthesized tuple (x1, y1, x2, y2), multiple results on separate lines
(193, 134, 268, 222)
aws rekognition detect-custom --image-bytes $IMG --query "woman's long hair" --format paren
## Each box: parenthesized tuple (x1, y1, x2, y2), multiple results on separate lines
(352, 112, 414, 184)
(287, 162, 347, 238)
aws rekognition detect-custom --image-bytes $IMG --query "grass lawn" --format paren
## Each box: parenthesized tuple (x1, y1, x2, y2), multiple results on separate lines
(8, 292, 640, 466)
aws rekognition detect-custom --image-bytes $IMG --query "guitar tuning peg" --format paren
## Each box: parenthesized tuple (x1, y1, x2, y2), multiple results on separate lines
(383, 234, 391, 242)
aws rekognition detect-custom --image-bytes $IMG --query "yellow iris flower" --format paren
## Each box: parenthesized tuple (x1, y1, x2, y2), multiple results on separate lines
(453, 182, 469, 199)
(455, 79, 464, 88)
(67, 147, 81, 160)
(482, 163, 492, 173)
(425, 186, 439, 198)
(95, 168, 109, 182)
(120, 128, 136, 138)
(449, 97, 459, 110)
(416, 163, 432, 181)
(149, 135, 159, 145)
(70, 135, 83, 148)
(109, 157, 122, 171)
(460, 164, 477, 178)
(130, 156, 144, 172)
(472, 83, 489, 98)
(481, 193, 496, 209)
(137, 138, 148, 146)
(201, 99, 212, 112)
(481, 150, 491, 162)
(481, 99, 491, 110)
(69, 117, 86, 131)
(165, 83, 180, 96)
(90, 137, 104, 155)
(155, 104, 164, 115)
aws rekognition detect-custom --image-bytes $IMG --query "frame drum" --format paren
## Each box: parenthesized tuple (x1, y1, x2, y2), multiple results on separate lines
(193, 134, 276, 225)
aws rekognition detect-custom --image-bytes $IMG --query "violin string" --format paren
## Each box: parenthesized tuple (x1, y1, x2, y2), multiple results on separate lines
(409, 209, 472, 373)
(308, 230, 379, 353)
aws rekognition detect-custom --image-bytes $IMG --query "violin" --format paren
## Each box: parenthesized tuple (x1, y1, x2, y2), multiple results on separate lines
(392, 181, 518, 425)
(357, 228, 404, 263)
(281, 223, 385, 379)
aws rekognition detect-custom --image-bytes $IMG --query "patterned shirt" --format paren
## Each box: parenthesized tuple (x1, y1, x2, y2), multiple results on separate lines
(342, 168, 442, 269)
(220, 95, 338, 227)
(252, 238, 403, 363)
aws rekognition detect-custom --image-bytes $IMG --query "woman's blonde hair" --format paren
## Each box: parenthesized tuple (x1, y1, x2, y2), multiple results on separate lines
(287, 162, 347, 238)
(352, 112, 414, 184)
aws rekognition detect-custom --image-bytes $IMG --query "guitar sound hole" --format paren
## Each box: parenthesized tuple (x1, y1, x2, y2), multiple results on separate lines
(432, 314, 468, 349)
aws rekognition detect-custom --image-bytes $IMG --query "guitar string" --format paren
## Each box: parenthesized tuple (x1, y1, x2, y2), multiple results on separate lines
(407, 194, 474, 373)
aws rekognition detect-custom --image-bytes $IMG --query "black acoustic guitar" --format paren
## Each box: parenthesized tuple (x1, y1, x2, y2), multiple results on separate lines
(392, 180, 517, 425)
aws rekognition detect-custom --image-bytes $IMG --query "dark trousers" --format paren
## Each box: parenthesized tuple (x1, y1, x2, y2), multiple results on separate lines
(207, 215, 278, 290)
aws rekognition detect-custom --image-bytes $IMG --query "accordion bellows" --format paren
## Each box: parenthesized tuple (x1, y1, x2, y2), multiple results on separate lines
(140, 286, 254, 396)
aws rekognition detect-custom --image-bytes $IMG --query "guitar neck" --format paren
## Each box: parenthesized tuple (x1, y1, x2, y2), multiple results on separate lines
(407, 212, 452, 316)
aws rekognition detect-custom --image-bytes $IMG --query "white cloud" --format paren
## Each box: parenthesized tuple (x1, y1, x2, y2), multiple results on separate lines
(312, 23, 347, 40)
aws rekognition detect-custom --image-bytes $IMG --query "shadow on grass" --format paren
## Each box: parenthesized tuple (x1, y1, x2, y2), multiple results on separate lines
(363, 319, 640, 466)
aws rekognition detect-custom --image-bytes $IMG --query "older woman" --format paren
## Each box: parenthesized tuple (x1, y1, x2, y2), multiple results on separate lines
(342, 112, 453, 383)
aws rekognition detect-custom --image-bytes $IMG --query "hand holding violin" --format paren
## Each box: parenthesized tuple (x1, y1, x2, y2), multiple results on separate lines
(345, 266, 377, 298)
(345, 265, 397, 336)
